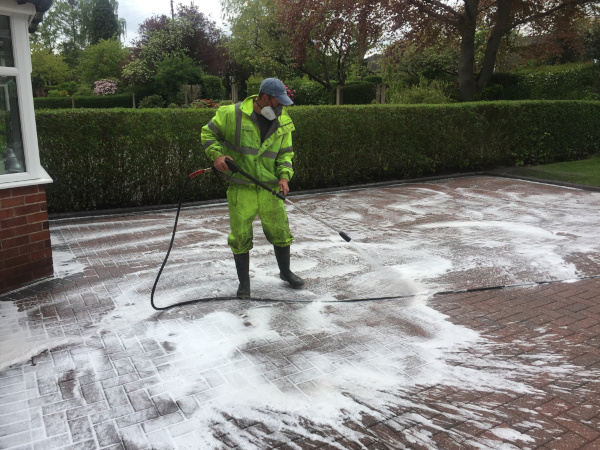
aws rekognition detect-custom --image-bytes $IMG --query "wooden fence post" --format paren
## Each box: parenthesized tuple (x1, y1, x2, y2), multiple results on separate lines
(336, 86, 343, 105)
(232, 84, 239, 103)
(376, 84, 387, 104)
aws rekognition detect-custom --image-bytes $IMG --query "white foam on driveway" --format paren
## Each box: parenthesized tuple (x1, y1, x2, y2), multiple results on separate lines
(2, 177, 600, 448)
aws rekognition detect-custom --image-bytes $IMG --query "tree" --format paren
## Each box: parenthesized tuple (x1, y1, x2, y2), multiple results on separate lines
(30, 0, 86, 67)
(384, 38, 459, 86)
(584, 20, 600, 61)
(153, 54, 204, 103)
(133, 15, 170, 51)
(276, 0, 392, 88)
(89, 0, 120, 44)
(81, 0, 126, 43)
(177, 4, 227, 76)
(222, 0, 294, 82)
(508, 4, 594, 65)
(131, 5, 226, 76)
(224, 0, 392, 89)
(30, 44, 73, 94)
(222, 46, 255, 97)
(388, 0, 600, 101)
(122, 17, 195, 86)
(30, 0, 126, 66)
(78, 38, 130, 84)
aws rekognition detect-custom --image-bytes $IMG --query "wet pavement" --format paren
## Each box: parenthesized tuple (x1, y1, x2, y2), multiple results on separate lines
(1, 175, 600, 449)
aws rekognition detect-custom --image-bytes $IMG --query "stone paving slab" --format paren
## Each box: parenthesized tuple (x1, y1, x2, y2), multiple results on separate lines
(0, 176, 599, 449)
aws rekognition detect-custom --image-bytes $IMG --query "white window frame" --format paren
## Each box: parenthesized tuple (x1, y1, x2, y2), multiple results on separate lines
(0, 3, 52, 189)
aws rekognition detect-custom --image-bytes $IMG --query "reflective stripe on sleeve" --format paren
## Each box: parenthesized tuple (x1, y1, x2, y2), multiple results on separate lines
(208, 120, 224, 140)
(234, 104, 243, 149)
(203, 140, 216, 150)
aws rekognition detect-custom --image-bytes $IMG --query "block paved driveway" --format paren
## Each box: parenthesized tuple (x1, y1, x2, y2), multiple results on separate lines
(1, 176, 600, 449)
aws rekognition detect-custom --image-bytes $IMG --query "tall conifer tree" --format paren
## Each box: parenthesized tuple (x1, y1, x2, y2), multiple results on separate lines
(90, 0, 119, 44)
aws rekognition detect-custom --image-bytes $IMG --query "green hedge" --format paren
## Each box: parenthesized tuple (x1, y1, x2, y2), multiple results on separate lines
(483, 63, 600, 100)
(36, 101, 600, 213)
(336, 81, 378, 105)
(34, 93, 136, 109)
(289, 101, 600, 190)
(286, 77, 331, 105)
(38, 109, 219, 212)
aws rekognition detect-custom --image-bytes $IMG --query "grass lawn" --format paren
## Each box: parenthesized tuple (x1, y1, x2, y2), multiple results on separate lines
(499, 156, 600, 187)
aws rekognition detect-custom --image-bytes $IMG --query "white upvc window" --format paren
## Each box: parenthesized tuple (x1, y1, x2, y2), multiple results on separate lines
(0, 2, 51, 188)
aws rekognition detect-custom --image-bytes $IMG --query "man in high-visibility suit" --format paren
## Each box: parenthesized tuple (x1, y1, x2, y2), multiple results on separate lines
(201, 78, 304, 299)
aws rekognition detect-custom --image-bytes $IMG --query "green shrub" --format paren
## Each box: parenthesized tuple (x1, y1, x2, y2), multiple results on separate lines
(138, 95, 165, 108)
(484, 63, 600, 100)
(239, 76, 306, 103)
(75, 84, 94, 96)
(58, 81, 79, 96)
(364, 75, 383, 84)
(47, 90, 68, 98)
(202, 75, 226, 100)
(246, 75, 261, 97)
(388, 77, 455, 104)
(36, 101, 600, 213)
(154, 54, 203, 104)
(287, 77, 330, 105)
(336, 81, 377, 105)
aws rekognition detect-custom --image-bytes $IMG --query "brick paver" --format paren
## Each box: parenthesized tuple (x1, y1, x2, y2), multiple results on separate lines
(1, 176, 599, 449)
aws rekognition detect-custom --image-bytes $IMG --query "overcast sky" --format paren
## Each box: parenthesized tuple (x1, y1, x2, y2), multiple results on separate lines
(118, 0, 226, 44)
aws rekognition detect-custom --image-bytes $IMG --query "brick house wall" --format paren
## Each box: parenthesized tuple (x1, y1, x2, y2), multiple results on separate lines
(0, 1, 55, 294)
(0, 184, 53, 293)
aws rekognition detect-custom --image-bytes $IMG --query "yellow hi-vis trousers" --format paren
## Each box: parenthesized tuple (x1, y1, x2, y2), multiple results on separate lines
(226, 185, 293, 254)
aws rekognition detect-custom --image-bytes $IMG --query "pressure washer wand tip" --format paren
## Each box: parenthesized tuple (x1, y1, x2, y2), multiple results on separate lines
(339, 231, 352, 242)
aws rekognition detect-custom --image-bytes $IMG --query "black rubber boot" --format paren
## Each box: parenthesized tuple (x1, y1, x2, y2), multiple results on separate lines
(233, 253, 250, 299)
(274, 245, 304, 289)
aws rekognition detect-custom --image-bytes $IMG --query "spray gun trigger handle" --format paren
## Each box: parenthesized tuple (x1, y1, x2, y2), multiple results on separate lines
(224, 158, 240, 173)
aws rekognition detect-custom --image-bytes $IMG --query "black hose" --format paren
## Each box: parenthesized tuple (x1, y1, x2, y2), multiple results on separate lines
(150, 184, 600, 310)
(150, 176, 190, 311)
(150, 165, 353, 310)
(150, 167, 600, 311)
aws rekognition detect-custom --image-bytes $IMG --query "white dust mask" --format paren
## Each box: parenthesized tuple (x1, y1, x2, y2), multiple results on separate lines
(261, 106, 277, 121)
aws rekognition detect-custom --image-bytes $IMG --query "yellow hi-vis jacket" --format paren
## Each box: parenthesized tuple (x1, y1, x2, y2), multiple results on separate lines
(201, 95, 295, 188)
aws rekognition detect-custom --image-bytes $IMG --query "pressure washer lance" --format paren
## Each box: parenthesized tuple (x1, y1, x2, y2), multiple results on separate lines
(150, 162, 351, 310)
(223, 158, 352, 242)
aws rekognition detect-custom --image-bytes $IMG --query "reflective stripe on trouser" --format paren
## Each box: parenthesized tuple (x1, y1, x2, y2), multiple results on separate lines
(226, 186, 293, 254)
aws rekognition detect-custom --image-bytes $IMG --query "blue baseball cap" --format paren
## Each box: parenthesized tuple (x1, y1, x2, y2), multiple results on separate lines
(259, 78, 293, 106)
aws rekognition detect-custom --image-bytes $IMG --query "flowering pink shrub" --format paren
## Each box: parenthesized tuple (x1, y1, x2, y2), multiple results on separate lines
(284, 84, 296, 102)
(94, 79, 118, 96)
